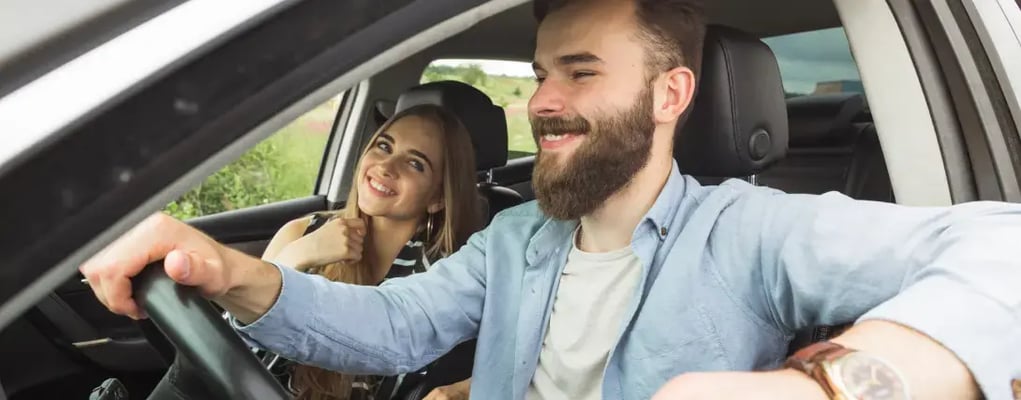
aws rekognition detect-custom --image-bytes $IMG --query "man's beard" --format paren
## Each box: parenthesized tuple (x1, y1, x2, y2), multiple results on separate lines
(531, 86, 655, 220)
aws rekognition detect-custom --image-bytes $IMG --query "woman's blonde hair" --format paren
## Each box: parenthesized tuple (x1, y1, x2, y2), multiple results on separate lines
(292, 104, 483, 400)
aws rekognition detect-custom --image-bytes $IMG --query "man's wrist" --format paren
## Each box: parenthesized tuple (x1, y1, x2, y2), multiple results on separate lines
(216, 248, 284, 324)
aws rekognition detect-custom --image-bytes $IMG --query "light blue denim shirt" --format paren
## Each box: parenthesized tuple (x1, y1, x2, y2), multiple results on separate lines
(236, 162, 1021, 399)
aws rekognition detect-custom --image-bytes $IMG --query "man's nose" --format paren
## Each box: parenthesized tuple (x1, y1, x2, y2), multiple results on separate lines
(529, 79, 568, 118)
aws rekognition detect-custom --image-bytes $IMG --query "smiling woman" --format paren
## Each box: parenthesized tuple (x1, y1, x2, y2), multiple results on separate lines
(256, 103, 484, 400)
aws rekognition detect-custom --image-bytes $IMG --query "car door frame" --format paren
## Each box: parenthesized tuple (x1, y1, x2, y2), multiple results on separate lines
(885, 0, 1021, 203)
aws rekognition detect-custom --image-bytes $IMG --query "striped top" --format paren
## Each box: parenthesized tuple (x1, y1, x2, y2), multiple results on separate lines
(261, 213, 433, 398)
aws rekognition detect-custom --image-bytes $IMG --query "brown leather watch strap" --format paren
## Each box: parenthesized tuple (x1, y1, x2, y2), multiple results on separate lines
(785, 342, 852, 399)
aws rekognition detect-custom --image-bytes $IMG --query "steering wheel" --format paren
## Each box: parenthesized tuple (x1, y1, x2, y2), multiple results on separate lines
(132, 262, 291, 400)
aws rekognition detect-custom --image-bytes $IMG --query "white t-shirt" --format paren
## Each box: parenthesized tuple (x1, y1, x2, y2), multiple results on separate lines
(526, 233, 642, 400)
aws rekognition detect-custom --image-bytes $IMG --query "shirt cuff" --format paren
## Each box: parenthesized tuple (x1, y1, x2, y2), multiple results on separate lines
(860, 275, 1021, 400)
(230, 262, 317, 351)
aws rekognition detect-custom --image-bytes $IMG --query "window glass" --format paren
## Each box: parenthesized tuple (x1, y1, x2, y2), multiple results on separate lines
(163, 94, 343, 219)
(421, 59, 537, 159)
(763, 27, 864, 98)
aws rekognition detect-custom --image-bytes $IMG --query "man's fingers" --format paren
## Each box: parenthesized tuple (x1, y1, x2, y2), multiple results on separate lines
(102, 274, 143, 319)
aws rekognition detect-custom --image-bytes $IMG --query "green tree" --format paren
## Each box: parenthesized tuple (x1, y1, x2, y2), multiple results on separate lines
(164, 140, 285, 220)
(512, 86, 522, 97)
(462, 64, 487, 86)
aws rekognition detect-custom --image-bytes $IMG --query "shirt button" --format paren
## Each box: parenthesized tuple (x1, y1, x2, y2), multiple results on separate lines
(660, 227, 668, 236)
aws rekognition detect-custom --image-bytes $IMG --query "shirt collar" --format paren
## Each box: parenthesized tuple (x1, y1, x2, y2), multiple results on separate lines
(528, 161, 689, 262)
(638, 160, 688, 240)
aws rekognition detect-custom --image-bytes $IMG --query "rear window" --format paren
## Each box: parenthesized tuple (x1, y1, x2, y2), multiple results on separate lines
(421, 59, 537, 160)
(762, 27, 864, 98)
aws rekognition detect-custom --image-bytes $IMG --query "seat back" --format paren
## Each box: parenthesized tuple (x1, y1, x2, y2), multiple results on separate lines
(676, 25, 789, 180)
(757, 93, 893, 202)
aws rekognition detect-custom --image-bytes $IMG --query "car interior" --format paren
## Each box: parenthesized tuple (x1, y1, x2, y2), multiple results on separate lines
(0, 1, 902, 399)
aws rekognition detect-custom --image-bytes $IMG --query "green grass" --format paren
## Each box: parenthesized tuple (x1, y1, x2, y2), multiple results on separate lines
(163, 102, 335, 220)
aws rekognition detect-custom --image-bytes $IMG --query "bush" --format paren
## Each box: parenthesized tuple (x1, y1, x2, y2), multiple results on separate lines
(163, 108, 331, 220)
(164, 140, 285, 220)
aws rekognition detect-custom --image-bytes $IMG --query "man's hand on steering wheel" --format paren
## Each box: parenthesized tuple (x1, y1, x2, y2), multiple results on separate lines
(79, 212, 281, 323)
(81, 213, 292, 399)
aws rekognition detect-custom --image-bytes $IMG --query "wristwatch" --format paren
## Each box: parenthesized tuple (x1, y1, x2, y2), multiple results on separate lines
(785, 342, 910, 400)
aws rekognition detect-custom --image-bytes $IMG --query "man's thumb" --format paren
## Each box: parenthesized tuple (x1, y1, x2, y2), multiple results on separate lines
(164, 249, 203, 286)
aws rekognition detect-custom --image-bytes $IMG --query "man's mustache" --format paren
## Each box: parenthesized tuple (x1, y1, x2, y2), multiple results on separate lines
(531, 116, 592, 139)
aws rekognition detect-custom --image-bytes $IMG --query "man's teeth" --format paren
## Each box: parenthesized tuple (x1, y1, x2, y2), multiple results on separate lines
(543, 134, 567, 141)
(369, 178, 395, 195)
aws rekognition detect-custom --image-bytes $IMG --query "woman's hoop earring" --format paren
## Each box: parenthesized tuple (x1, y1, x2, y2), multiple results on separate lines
(426, 213, 435, 244)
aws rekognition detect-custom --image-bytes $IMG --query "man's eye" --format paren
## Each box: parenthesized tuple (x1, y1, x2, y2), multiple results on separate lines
(572, 71, 595, 80)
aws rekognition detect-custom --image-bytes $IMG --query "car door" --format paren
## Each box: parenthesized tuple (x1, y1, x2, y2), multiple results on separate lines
(0, 1, 525, 398)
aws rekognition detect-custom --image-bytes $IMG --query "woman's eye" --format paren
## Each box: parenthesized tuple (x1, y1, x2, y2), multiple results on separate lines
(409, 159, 425, 172)
(375, 141, 392, 152)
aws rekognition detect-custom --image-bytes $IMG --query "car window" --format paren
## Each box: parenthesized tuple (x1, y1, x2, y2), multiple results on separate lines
(163, 94, 343, 219)
(421, 59, 537, 160)
(762, 27, 864, 98)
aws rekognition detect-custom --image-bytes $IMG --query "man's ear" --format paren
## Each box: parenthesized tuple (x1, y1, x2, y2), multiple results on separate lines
(653, 66, 696, 125)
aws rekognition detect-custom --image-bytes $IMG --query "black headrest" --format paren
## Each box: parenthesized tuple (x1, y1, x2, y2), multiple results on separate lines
(786, 93, 867, 147)
(373, 99, 396, 126)
(676, 25, 788, 177)
(395, 81, 509, 170)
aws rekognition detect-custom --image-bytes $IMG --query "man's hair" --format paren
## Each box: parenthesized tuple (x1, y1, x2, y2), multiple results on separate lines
(534, 0, 706, 79)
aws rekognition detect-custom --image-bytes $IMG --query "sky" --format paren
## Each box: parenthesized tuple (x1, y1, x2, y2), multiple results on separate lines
(433, 27, 863, 95)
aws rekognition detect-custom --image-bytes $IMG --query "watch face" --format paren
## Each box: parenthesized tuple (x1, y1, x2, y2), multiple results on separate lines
(832, 352, 909, 400)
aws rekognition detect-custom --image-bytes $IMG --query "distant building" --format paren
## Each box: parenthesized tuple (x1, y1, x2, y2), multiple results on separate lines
(813, 79, 864, 94)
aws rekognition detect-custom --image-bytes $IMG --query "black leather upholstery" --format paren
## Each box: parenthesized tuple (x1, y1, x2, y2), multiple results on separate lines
(477, 183, 525, 223)
(786, 93, 866, 147)
(676, 25, 788, 177)
(396, 81, 509, 171)
(757, 93, 894, 202)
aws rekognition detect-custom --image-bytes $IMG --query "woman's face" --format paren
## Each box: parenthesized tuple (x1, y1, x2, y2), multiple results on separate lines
(356, 114, 446, 221)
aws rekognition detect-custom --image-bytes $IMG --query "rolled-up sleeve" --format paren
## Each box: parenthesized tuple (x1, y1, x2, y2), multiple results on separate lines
(230, 227, 490, 375)
(712, 188, 1021, 399)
